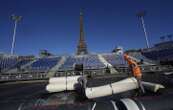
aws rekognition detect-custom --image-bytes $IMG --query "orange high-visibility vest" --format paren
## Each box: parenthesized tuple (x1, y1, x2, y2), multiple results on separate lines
(124, 54, 142, 78)
(131, 63, 142, 78)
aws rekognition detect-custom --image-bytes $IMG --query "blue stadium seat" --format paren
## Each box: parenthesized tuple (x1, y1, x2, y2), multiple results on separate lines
(60, 56, 76, 70)
(102, 54, 124, 66)
(10, 59, 32, 69)
(29, 57, 61, 71)
(60, 55, 105, 70)
(0, 57, 18, 70)
(128, 52, 154, 64)
(82, 55, 105, 69)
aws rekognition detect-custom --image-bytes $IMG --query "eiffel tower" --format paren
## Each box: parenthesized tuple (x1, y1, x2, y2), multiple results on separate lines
(76, 10, 88, 55)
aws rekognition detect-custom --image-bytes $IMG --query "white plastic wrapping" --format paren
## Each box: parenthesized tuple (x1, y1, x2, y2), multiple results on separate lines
(85, 77, 138, 99)
(49, 75, 81, 84)
(49, 77, 66, 84)
(111, 77, 138, 94)
(86, 85, 113, 99)
(46, 81, 78, 93)
(142, 81, 165, 92)
(46, 84, 66, 93)
(46, 75, 82, 93)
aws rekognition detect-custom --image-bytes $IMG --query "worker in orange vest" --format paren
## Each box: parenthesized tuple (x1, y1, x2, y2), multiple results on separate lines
(124, 53, 145, 93)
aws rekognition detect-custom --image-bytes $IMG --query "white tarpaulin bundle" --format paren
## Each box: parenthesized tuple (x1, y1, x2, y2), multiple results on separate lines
(46, 75, 81, 93)
(85, 77, 139, 99)
(46, 83, 77, 93)
(142, 81, 165, 92)
(46, 75, 165, 98)
(49, 75, 81, 84)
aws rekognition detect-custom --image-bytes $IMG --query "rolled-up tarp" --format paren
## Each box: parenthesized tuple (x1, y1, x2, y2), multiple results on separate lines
(46, 82, 77, 93)
(86, 85, 113, 99)
(46, 84, 66, 93)
(49, 75, 81, 84)
(111, 77, 138, 94)
(85, 77, 138, 99)
(141, 81, 165, 92)
(46, 75, 83, 93)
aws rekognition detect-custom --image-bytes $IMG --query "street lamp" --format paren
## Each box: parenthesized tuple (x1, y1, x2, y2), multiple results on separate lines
(136, 11, 150, 48)
(10, 14, 22, 55)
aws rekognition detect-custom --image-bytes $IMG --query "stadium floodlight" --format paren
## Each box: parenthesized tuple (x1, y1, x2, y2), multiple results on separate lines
(10, 14, 22, 55)
(136, 11, 150, 48)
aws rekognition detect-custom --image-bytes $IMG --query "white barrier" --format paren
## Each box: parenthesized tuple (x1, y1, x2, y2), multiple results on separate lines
(85, 77, 138, 99)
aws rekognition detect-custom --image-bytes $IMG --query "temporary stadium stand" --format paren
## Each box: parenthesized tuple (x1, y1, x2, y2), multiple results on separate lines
(141, 41, 173, 62)
(47, 56, 66, 78)
(0, 53, 156, 73)
(142, 48, 173, 61)
(0, 57, 18, 71)
(97, 54, 119, 74)
(59, 55, 105, 70)
(10, 59, 32, 69)
(127, 52, 156, 65)
(102, 53, 125, 66)
(81, 55, 105, 69)
(28, 57, 61, 71)
(59, 56, 76, 70)
(142, 51, 158, 60)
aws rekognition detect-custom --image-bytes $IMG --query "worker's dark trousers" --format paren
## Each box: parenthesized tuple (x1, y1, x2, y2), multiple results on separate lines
(136, 78, 145, 94)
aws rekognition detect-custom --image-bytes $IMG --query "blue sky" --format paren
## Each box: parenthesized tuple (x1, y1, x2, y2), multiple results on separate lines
(0, 0, 173, 55)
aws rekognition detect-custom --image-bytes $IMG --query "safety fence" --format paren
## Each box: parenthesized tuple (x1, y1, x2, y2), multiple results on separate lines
(0, 65, 173, 82)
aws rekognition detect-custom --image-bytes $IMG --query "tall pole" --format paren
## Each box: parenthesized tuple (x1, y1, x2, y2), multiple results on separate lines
(137, 11, 150, 48)
(10, 15, 22, 55)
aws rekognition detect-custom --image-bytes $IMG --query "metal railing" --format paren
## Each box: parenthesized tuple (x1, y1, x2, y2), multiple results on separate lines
(1, 64, 173, 82)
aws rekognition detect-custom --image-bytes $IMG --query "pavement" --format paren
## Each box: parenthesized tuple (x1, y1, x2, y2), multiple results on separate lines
(0, 73, 173, 110)
(0, 81, 47, 110)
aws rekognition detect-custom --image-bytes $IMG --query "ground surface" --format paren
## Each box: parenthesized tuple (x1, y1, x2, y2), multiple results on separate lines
(0, 73, 173, 110)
